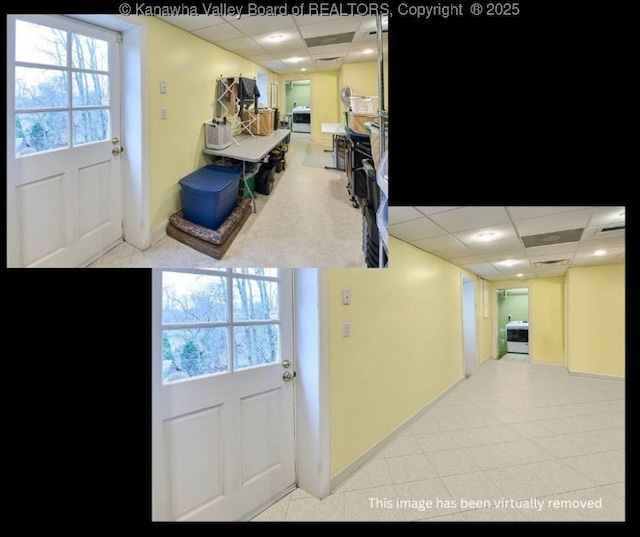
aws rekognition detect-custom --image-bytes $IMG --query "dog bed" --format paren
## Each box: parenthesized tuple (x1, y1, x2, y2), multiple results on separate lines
(166, 198, 251, 259)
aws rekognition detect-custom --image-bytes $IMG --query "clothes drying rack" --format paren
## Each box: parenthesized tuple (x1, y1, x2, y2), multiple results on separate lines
(215, 74, 260, 143)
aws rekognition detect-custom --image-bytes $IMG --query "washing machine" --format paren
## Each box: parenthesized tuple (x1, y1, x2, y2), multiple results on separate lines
(506, 321, 529, 353)
(292, 106, 311, 133)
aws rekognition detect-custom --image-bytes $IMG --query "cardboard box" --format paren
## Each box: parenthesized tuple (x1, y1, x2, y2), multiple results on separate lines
(348, 112, 377, 135)
(242, 108, 275, 136)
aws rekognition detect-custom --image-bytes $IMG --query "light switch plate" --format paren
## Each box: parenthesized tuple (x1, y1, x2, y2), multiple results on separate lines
(342, 289, 350, 305)
(343, 323, 351, 337)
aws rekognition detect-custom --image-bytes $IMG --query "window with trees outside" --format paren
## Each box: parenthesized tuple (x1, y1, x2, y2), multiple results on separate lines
(161, 268, 284, 384)
(14, 17, 111, 157)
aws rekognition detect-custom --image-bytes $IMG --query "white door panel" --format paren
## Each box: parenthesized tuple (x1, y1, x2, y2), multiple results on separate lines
(153, 269, 295, 522)
(7, 14, 122, 268)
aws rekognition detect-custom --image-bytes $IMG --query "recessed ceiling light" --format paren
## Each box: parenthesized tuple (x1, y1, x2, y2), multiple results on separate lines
(593, 249, 607, 256)
(516, 273, 524, 278)
(300, 68, 307, 71)
(363, 49, 374, 54)
(267, 34, 285, 42)
(499, 259, 518, 267)
(286, 57, 302, 63)
(475, 231, 496, 241)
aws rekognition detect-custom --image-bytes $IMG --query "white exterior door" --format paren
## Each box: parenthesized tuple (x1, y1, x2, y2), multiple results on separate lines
(152, 269, 296, 521)
(7, 14, 123, 268)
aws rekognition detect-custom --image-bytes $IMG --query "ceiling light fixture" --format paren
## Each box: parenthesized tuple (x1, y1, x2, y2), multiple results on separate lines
(267, 34, 285, 42)
(593, 249, 607, 256)
(286, 57, 302, 63)
(516, 273, 524, 278)
(475, 231, 496, 241)
(300, 68, 307, 71)
(499, 259, 518, 267)
(363, 49, 374, 54)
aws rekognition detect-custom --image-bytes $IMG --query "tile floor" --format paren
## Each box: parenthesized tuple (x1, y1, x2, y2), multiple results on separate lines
(89, 133, 366, 268)
(500, 353, 529, 362)
(253, 359, 625, 522)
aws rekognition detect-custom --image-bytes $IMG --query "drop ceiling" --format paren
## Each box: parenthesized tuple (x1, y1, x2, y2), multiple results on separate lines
(389, 206, 625, 280)
(156, 15, 388, 74)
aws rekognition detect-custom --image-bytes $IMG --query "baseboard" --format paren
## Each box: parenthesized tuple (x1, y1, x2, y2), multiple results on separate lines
(240, 483, 296, 521)
(151, 218, 169, 246)
(567, 368, 624, 381)
(330, 376, 465, 492)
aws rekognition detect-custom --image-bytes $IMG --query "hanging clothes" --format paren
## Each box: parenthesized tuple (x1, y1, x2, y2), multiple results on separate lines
(238, 77, 260, 117)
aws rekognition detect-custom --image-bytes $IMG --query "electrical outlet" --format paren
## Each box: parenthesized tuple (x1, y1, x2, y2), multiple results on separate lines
(343, 323, 351, 337)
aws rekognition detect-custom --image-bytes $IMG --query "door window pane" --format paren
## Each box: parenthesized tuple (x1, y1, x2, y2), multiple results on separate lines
(163, 328, 229, 383)
(72, 72, 109, 106)
(71, 33, 108, 71)
(232, 268, 278, 277)
(15, 112, 69, 156)
(73, 109, 109, 145)
(162, 272, 229, 323)
(233, 325, 280, 370)
(16, 20, 67, 66)
(233, 279, 278, 321)
(15, 67, 68, 109)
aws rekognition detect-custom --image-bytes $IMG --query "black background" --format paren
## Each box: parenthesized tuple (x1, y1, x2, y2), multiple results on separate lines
(6, 0, 629, 526)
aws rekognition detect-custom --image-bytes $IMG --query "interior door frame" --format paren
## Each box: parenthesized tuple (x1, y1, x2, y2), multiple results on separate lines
(461, 275, 478, 377)
(151, 268, 331, 521)
(492, 284, 532, 360)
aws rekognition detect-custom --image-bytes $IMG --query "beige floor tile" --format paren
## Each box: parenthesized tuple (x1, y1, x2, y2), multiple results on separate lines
(562, 454, 625, 486)
(343, 485, 405, 521)
(395, 478, 460, 520)
(414, 432, 460, 453)
(335, 459, 393, 492)
(530, 434, 592, 458)
(409, 418, 444, 435)
(463, 439, 555, 470)
(448, 425, 523, 448)
(386, 454, 438, 484)
(285, 493, 345, 521)
(442, 471, 504, 506)
(602, 482, 625, 500)
(462, 506, 528, 521)
(509, 421, 558, 439)
(425, 448, 480, 477)
(251, 499, 289, 521)
(595, 449, 625, 470)
(519, 487, 625, 522)
(381, 436, 423, 458)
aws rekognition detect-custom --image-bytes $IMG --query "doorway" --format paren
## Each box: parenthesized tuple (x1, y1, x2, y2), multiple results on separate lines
(495, 287, 530, 362)
(462, 276, 477, 377)
(285, 79, 311, 133)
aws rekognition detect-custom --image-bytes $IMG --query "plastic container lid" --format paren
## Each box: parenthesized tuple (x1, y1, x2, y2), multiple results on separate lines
(179, 165, 241, 195)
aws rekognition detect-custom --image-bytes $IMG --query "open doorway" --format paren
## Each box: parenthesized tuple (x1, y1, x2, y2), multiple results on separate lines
(495, 287, 530, 362)
(284, 79, 311, 133)
(462, 276, 477, 377)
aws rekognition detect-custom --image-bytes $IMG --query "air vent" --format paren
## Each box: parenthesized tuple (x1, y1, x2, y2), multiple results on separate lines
(521, 228, 583, 248)
(305, 32, 355, 48)
(532, 259, 570, 268)
(314, 57, 342, 63)
(599, 225, 625, 233)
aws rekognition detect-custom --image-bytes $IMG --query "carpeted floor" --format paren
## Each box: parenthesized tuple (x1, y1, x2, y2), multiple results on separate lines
(89, 132, 366, 268)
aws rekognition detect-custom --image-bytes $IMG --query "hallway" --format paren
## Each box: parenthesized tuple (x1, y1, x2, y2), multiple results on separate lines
(254, 360, 625, 522)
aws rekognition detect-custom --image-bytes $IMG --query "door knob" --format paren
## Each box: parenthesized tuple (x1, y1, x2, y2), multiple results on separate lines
(282, 360, 291, 369)
(283, 371, 296, 382)
(112, 146, 123, 155)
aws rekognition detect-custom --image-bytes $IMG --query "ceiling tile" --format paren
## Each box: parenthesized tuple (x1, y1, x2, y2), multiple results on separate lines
(414, 206, 461, 216)
(252, 31, 304, 49)
(158, 15, 226, 32)
(389, 217, 447, 242)
(454, 222, 518, 246)
(514, 208, 593, 236)
(410, 235, 465, 252)
(434, 245, 477, 259)
(575, 236, 625, 251)
(480, 249, 528, 264)
(469, 237, 523, 254)
(506, 206, 590, 221)
(193, 23, 245, 41)
(258, 59, 289, 71)
(216, 36, 260, 51)
(460, 264, 504, 276)
(527, 252, 576, 263)
(523, 243, 579, 258)
(389, 206, 426, 225)
(309, 44, 351, 56)
(298, 19, 362, 38)
(229, 16, 295, 35)
(246, 53, 277, 62)
(534, 267, 568, 277)
(448, 255, 485, 265)
(293, 15, 348, 26)
(581, 225, 625, 241)
(429, 206, 511, 233)
(573, 247, 625, 262)
(588, 206, 626, 227)
(357, 16, 387, 32)
(496, 262, 534, 275)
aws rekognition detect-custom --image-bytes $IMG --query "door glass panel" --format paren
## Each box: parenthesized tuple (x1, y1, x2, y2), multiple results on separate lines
(73, 109, 109, 145)
(71, 34, 109, 71)
(233, 325, 280, 370)
(162, 272, 229, 323)
(72, 72, 109, 106)
(16, 20, 67, 66)
(15, 67, 68, 108)
(162, 328, 229, 383)
(15, 112, 69, 156)
(233, 279, 278, 321)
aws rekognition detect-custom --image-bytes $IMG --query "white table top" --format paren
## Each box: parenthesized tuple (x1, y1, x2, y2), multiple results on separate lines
(321, 123, 346, 135)
(203, 129, 290, 162)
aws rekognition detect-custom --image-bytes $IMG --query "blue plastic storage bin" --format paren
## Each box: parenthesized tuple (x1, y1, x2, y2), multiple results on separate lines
(179, 165, 241, 230)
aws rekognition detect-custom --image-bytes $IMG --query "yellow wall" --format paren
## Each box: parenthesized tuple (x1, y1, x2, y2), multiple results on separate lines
(146, 18, 269, 230)
(339, 61, 389, 119)
(566, 265, 625, 378)
(491, 278, 565, 364)
(329, 237, 481, 477)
